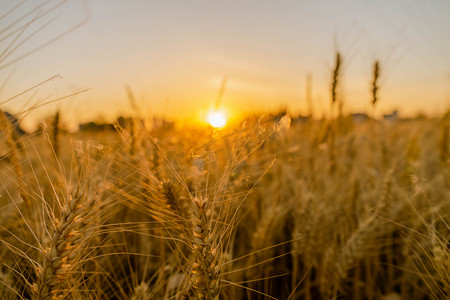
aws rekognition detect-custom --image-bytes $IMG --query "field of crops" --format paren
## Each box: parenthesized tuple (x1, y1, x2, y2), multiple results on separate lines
(1, 112, 449, 299)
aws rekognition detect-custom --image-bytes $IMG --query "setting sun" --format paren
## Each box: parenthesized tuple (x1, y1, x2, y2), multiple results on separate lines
(207, 111, 227, 128)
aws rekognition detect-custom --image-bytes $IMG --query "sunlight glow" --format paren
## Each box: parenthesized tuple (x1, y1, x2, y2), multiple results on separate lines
(207, 111, 227, 128)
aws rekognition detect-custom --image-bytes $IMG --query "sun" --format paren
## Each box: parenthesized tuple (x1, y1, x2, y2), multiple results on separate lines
(207, 111, 227, 128)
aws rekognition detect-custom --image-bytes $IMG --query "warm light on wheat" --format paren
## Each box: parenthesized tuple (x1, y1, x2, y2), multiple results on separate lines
(207, 111, 227, 128)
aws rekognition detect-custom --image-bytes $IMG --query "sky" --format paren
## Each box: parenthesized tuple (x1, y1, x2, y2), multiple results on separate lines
(1, 0, 450, 129)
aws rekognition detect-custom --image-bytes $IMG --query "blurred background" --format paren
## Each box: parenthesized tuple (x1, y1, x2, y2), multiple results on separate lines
(0, 0, 449, 131)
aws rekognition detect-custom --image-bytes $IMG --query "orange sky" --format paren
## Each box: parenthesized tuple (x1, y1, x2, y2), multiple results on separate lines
(1, 0, 450, 130)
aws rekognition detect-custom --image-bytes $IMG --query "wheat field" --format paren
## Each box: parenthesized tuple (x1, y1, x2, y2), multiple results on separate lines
(0, 109, 449, 299)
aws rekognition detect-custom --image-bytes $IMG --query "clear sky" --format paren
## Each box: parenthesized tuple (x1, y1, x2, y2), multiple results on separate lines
(1, 0, 450, 129)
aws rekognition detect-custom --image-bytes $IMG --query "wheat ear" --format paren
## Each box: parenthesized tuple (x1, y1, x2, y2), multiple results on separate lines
(188, 196, 219, 300)
(130, 281, 151, 300)
(52, 111, 60, 157)
(32, 188, 95, 299)
(0, 109, 29, 205)
(331, 52, 342, 106)
(371, 60, 380, 106)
